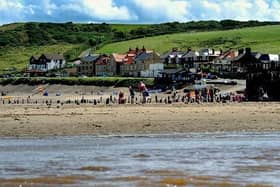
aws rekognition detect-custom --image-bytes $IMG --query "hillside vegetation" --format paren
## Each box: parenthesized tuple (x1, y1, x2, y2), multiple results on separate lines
(0, 20, 280, 73)
(98, 25, 280, 54)
(0, 44, 81, 73)
(0, 77, 154, 87)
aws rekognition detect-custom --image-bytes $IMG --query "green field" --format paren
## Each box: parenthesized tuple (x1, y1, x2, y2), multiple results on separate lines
(111, 24, 150, 32)
(98, 25, 280, 54)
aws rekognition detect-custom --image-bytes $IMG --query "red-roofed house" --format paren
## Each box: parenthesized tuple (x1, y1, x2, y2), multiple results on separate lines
(112, 47, 161, 77)
(95, 54, 115, 76)
(213, 49, 237, 73)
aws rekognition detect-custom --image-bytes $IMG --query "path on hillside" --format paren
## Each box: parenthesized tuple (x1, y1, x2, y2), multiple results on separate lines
(79, 48, 92, 58)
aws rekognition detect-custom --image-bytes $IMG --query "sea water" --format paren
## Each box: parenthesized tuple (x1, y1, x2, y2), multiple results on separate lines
(0, 133, 280, 186)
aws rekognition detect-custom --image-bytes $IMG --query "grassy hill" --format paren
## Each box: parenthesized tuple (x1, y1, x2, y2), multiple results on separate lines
(98, 25, 280, 54)
(1, 21, 280, 73)
(111, 24, 150, 32)
(0, 44, 81, 73)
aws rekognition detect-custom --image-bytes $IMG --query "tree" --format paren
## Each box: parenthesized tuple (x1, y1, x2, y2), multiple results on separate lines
(113, 31, 126, 40)
(88, 38, 97, 46)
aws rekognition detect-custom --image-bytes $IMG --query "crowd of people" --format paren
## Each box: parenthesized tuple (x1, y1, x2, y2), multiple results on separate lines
(0, 81, 245, 107)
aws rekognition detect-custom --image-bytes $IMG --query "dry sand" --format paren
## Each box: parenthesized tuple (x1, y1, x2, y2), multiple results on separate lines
(0, 102, 280, 137)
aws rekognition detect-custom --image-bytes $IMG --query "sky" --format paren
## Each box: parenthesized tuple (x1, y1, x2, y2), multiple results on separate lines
(0, 0, 280, 25)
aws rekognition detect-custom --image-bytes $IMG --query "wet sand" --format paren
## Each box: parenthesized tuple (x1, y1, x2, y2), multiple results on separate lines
(0, 102, 280, 137)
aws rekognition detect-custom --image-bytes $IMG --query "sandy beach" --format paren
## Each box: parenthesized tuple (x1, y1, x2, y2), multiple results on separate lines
(1, 102, 280, 137)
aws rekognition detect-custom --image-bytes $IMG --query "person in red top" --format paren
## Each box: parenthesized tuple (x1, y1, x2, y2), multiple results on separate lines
(139, 81, 146, 92)
(118, 91, 126, 104)
(139, 81, 149, 103)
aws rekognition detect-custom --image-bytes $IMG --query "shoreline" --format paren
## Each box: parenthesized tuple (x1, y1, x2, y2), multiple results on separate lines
(1, 102, 280, 138)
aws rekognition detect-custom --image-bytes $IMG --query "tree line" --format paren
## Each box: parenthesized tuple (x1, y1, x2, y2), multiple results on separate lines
(1, 20, 279, 48)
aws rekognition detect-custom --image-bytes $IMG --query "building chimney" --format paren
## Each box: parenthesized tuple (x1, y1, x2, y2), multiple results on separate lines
(142, 46, 146, 52)
(245, 48, 251, 54)
(238, 48, 244, 55)
(212, 48, 215, 55)
(187, 47, 192, 52)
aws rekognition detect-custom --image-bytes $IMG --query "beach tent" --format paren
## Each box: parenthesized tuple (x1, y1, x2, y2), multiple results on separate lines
(43, 91, 49, 96)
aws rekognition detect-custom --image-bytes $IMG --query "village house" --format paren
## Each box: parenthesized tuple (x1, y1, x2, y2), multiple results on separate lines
(160, 48, 185, 64)
(77, 54, 99, 76)
(212, 49, 236, 74)
(232, 48, 259, 74)
(192, 48, 221, 72)
(157, 69, 189, 83)
(199, 48, 221, 60)
(251, 53, 280, 70)
(161, 48, 222, 72)
(64, 60, 81, 76)
(135, 50, 162, 77)
(95, 54, 115, 76)
(181, 48, 199, 69)
(269, 54, 280, 70)
(27, 54, 66, 75)
(112, 47, 162, 77)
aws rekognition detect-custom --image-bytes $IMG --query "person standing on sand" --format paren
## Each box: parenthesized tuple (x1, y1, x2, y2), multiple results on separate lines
(118, 91, 126, 104)
(139, 81, 148, 104)
(129, 86, 135, 104)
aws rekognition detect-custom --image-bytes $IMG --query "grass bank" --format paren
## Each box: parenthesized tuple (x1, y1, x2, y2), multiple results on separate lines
(0, 77, 154, 87)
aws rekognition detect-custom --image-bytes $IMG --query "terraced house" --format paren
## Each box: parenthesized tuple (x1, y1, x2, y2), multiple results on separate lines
(77, 54, 99, 76)
(112, 47, 162, 77)
(161, 48, 222, 70)
(95, 54, 115, 76)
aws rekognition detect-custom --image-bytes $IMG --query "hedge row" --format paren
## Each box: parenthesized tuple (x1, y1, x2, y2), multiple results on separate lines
(0, 77, 154, 87)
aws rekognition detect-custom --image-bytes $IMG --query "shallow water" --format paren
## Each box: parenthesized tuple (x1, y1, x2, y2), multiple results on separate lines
(0, 133, 280, 187)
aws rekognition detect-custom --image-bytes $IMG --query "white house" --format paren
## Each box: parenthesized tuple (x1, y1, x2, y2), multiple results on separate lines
(28, 54, 66, 73)
(141, 63, 164, 77)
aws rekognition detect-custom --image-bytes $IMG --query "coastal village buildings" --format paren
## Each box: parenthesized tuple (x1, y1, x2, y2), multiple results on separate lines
(27, 47, 280, 82)
(27, 54, 66, 75)
(95, 54, 115, 76)
(112, 47, 162, 77)
(213, 49, 236, 73)
(232, 48, 259, 73)
(77, 54, 99, 76)
(246, 52, 280, 101)
(161, 48, 222, 71)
